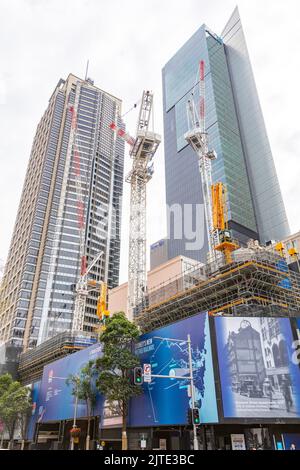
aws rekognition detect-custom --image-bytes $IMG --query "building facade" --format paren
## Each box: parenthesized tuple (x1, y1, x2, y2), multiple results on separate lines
(150, 238, 169, 270)
(109, 254, 203, 318)
(0, 74, 125, 349)
(162, 7, 290, 263)
(226, 320, 266, 394)
(260, 317, 290, 392)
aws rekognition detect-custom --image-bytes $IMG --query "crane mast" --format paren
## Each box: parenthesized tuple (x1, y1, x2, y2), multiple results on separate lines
(126, 91, 161, 320)
(185, 60, 238, 265)
(70, 95, 107, 333)
(70, 104, 89, 332)
(184, 61, 217, 257)
(110, 91, 161, 320)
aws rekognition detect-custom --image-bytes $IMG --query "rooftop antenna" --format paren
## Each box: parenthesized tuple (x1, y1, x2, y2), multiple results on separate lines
(85, 60, 89, 81)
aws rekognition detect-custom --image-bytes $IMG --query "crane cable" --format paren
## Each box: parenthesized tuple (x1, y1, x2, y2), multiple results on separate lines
(121, 98, 142, 119)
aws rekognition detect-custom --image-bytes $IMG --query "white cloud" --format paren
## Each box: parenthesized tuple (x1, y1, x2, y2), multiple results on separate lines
(0, 0, 299, 283)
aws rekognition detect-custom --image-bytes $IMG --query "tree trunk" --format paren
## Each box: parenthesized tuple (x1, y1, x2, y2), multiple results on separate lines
(8, 435, 14, 450)
(122, 404, 128, 450)
(86, 402, 91, 451)
(8, 422, 15, 450)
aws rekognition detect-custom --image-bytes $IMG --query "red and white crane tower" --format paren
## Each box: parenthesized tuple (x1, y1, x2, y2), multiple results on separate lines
(184, 60, 218, 258)
(70, 104, 106, 332)
(185, 60, 238, 265)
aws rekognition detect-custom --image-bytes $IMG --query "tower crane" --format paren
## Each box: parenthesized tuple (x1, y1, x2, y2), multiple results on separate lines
(185, 60, 238, 264)
(73, 250, 105, 331)
(70, 103, 109, 333)
(184, 60, 217, 258)
(110, 91, 161, 320)
(211, 182, 239, 264)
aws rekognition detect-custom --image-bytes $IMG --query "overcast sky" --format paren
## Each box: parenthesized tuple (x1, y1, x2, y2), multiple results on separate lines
(0, 0, 299, 283)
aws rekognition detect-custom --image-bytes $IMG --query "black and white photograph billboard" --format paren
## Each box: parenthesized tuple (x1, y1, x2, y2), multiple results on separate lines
(215, 317, 300, 419)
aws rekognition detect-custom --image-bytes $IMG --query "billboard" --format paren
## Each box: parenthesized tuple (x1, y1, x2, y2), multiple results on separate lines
(215, 317, 300, 419)
(128, 312, 218, 426)
(295, 318, 300, 336)
(27, 380, 41, 440)
(37, 343, 103, 422)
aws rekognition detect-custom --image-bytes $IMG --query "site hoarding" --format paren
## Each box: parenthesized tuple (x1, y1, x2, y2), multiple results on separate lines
(27, 380, 42, 440)
(296, 318, 300, 336)
(27, 314, 300, 434)
(128, 312, 219, 426)
(37, 343, 103, 422)
(215, 317, 300, 419)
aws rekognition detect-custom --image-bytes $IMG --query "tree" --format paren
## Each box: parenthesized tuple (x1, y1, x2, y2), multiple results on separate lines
(94, 311, 142, 450)
(66, 360, 97, 450)
(0, 374, 31, 450)
(19, 399, 33, 450)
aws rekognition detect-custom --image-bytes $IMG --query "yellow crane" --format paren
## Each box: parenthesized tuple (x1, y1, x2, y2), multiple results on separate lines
(96, 281, 110, 331)
(211, 182, 239, 264)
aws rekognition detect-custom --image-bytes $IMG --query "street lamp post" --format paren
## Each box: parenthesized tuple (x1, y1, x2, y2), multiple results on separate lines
(187, 334, 199, 451)
(70, 379, 79, 451)
(149, 335, 199, 451)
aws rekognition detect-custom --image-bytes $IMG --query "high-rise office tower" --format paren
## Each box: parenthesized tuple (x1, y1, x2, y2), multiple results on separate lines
(0, 74, 125, 349)
(162, 7, 290, 263)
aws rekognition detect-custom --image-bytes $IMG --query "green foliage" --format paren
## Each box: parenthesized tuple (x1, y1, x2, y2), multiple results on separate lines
(66, 360, 97, 412)
(0, 374, 32, 442)
(0, 373, 12, 396)
(94, 312, 142, 421)
(66, 360, 98, 448)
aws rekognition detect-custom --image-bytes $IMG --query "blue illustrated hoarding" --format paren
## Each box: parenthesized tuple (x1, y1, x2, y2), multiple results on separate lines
(128, 312, 218, 426)
(37, 343, 103, 422)
(281, 433, 300, 450)
(215, 317, 300, 419)
(27, 380, 41, 440)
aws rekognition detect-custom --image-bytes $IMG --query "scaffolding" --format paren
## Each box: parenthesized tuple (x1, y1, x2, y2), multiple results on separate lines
(18, 330, 97, 384)
(135, 249, 300, 333)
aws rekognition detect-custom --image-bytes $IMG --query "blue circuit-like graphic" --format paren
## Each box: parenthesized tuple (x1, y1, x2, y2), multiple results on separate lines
(129, 312, 218, 426)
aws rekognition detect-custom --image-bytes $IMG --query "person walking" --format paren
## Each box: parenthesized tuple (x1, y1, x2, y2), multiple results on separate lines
(264, 379, 275, 410)
(281, 379, 293, 413)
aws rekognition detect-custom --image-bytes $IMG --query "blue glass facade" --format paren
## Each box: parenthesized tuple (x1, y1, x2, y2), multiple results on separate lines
(163, 8, 289, 263)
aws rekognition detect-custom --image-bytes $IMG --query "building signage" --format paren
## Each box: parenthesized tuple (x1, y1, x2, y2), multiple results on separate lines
(230, 434, 246, 451)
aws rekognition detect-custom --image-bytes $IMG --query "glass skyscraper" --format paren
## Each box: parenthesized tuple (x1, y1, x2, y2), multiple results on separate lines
(0, 74, 125, 349)
(162, 7, 290, 263)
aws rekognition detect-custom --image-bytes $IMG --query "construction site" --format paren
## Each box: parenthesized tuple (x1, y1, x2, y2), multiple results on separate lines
(18, 330, 97, 384)
(16, 60, 300, 387)
(136, 246, 300, 332)
(1, 2, 300, 452)
(135, 60, 300, 332)
(1, 58, 299, 452)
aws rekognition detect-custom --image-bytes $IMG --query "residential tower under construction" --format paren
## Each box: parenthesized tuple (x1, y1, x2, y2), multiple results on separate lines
(0, 74, 125, 350)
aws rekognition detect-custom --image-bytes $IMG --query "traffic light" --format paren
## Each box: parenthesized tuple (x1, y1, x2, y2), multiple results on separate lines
(192, 408, 200, 425)
(134, 367, 143, 385)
